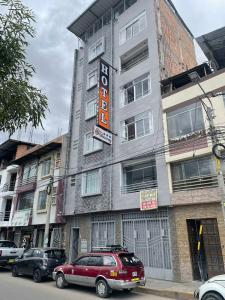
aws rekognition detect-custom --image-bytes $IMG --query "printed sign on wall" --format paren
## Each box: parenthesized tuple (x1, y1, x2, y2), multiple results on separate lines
(140, 189, 158, 211)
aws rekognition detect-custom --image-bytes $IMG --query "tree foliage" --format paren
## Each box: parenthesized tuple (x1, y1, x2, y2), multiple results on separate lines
(0, 0, 48, 136)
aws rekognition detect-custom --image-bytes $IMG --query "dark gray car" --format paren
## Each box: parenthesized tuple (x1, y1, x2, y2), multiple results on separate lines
(12, 248, 66, 283)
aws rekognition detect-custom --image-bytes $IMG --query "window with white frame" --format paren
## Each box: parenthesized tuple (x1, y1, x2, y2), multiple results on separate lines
(121, 111, 153, 142)
(41, 158, 51, 177)
(88, 37, 105, 62)
(167, 102, 204, 139)
(51, 186, 57, 205)
(84, 132, 103, 155)
(86, 98, 97, 119)
(82, 169, 101, 196)
(87, 69, 98, 90)
(121, 73, 150, 106)
(37, 190, 47, 211)
(120, 11, 146, 45)
(22, 162, 37, 184)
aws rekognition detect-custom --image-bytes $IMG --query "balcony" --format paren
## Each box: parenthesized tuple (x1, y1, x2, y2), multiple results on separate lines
(172, 175, 218, 192)
(0, 183, 16, 198)
(11, 208, 32, 227)
(121, 180, 158, 194)
(17, 176, 37, 193)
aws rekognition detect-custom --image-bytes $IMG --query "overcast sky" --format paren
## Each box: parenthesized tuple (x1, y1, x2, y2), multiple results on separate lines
(0, 0, 225, 144)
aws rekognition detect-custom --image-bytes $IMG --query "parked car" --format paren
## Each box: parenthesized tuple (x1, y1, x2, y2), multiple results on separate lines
(53, 245, 146, 298)
(0, 240, 25, 267)
(12, 247, 66, 283)
(194, 275, 225, 300)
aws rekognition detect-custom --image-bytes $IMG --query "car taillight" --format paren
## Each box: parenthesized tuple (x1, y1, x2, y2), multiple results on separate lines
(118, 269, 127, 274)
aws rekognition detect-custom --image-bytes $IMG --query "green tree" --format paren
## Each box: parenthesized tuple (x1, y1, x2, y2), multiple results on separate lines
(0, 0, 48, 136)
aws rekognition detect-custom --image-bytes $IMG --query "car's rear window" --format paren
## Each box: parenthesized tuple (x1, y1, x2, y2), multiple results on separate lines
(0, 241, 16, 248)
(45, 249, 65, 259)
(119, 253, 142, 266)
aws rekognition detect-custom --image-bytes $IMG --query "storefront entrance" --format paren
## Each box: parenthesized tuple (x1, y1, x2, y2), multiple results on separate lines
(187, 218, 224, 280)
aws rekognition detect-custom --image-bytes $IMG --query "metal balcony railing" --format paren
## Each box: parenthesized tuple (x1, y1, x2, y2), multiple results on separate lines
(0, 210, 11, 222)
(0, 182, 16, 193)
(121, 180, 158, 194)
(18, 176, 37, 186)
(172, 174, 218, 192)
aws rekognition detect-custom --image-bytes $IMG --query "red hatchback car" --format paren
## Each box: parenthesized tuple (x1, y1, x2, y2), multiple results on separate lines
(53, 245, 146, 298)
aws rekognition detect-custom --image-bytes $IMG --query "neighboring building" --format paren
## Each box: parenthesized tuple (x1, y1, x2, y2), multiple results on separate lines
(64, 0, 196, 280)
(0, 136, 67, 248)
(0, 140, 36, 240)
(161, 27, 225, 281)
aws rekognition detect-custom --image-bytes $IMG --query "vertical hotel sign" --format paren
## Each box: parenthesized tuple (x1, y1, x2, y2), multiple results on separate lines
(97, 59, 110, 130)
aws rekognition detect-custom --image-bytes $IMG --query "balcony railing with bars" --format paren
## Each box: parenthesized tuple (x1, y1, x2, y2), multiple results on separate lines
(172, 174, 218, 192)
(0, 182, 16, 193)
(0, 210, 11, 222)
(18, 176, 37, 187)
(121, 180, 157, 194)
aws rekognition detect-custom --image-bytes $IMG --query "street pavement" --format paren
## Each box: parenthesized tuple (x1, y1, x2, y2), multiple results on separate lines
(0, 268, 170, 300)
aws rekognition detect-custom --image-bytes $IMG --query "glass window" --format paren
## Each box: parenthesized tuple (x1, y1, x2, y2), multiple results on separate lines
(88, 37, 104, 62)
(37, 190, 47, 210)
(23, 249, 33, 258)
(86, 98, 97, 119)
(87, 70, 97, 89)
(122, 111, 153, 142)
(45, 249, 65, 259)
(114, 1, 124, 19)
(75, 256, 89, 266)
(120, 11, 146, 44)
(121, 43, 149, 72)
(167, 102, 204, 139)
(18, 192, 34, 210)
(33, 249, 43, 258)
(125, 0, 137, 9)
(82, 169, 101, 196)
(41, 158, 51, 177)
(22, 162, 37, 184)
(84, 132, 102, 155)
(119, 253, 142, 266)
(124, 161, 157, 186)
(103, 256, 117, 266)
(103, 10, 111, 25)
(87, 256, 103, 266)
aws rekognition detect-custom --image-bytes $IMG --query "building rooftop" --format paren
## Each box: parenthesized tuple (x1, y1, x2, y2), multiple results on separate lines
(196, 26, 225, 70)
(68, 0, 193, 39)
(0, 139, 36, 161)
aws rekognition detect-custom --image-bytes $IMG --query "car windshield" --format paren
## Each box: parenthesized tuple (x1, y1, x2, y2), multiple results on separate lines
(119, 253, 142, 266)
(45, 249, 65, 259)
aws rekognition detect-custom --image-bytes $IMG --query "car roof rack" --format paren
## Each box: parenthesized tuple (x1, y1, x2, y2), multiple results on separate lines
(91, 244, 128, 253)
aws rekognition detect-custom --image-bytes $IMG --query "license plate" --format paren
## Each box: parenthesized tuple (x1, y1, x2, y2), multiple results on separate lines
(132, 271, 137, 277)
(131, 278, 140, 282)
(8, 259, 15, 263)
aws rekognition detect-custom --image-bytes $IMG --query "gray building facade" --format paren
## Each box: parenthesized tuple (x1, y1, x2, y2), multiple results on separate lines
(64, 0, 196, 280)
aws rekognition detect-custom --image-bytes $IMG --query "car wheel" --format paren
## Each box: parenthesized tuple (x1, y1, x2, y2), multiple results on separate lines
(123, 288, 133, 293)
(12, 265, 19, 277)
(33, 269, 42, 283)
(96, 279, 110, 298)
(56, 273, 67, 289)
(202, 292, 224, 300)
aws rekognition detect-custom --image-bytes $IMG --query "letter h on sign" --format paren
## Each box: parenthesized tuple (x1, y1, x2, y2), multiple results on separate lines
(97, 59, 110, 130)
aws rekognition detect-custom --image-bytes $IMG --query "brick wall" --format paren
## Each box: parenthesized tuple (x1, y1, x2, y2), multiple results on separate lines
(170, 203, 225, 282)
(15, 144, 29, 159)
(157, 0, 197, 79)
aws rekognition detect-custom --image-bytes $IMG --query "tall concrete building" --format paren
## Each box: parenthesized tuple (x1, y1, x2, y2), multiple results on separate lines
(64, 0, 196, 280)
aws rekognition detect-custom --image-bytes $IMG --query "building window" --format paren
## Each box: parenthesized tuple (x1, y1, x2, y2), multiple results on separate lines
(125, 0, 137, 9)
(94, 19, 103, 33)
(88, 37, 105, 62)
(86, 98, 97, 120)
(82, 169, 101, 196)
(120, 11, 146, 45)
(171, 156, 216, 191)
(167, 102, 204, 139)
(87, 69, 98, 90)
(41, 158, 51, 177)
(121, 73, 150, 106)
(18, 192, 34, 210)
(37, 190, 47, 211)
(84, 132, 103, 155)
(120, 41, 149, 72)
(122, 160, 157, 193)
(114, 1, 124, 19)
(121, 111, 153, 142)
(55, 152, 61, 169)
(21, 162, 37, 185)
(51, 187, 57, 205)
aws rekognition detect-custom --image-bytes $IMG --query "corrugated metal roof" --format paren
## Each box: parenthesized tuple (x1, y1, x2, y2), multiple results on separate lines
(196, 27, 225, 70)
(67, 0, 119, 37)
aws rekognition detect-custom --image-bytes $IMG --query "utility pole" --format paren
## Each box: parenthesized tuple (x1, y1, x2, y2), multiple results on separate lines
(189, 71, 225, 223)
(43, 175, 53, 248)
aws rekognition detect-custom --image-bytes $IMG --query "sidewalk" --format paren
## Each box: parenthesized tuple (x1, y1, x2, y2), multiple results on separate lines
(136, 278, 202, 300)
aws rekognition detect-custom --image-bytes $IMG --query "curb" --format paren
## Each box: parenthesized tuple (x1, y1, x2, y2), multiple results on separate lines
(135, 286, 194, 300)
